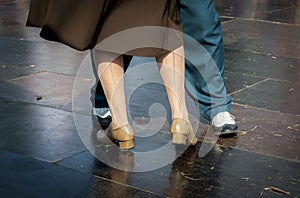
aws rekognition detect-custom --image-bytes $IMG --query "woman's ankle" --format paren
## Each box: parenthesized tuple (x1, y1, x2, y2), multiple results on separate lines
(172, 112, 189, 123)
(111, 119, 130, 129)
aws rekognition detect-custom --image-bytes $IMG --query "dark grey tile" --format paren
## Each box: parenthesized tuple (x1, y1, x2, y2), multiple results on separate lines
(216, 0, 300, 25)
(0, 72, 80, 111)
(0, 38, 86, 76)
(224, 48, 300, 82)
(224, 72, 265, 94)
(261, 6, 300, 25)
(126, 83, 201, 126)
(230, 79, 300, 114)
(0, 0, 29, 9)
(220, 17, 235, 23)
(222, 19, 300, 58)
(0, 149, 159, 198)
(0, 1, 43, 40)
(0, 3, 28, 27)
(127, 83, 171, 119)
(58, 143, 300, 198)
(58, 149, 202, 198)
(198, 104, 300, 162)
(0, 98, 86, 162)
(0, 64, 40, 83)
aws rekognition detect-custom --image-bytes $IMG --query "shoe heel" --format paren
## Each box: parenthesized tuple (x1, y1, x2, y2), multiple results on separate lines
(119, 140, 134, 150)
(107, 124, 135, 150)
(188, 133, 198, 145)
(171, 118, 198, 146)
(172, 133, 187, 145)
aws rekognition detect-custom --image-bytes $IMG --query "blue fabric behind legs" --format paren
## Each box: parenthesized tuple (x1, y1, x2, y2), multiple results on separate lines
(180, 0, 231, 122)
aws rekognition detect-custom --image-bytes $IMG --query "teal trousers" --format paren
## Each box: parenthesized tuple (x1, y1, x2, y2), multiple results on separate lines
(180, 0, 231, 122)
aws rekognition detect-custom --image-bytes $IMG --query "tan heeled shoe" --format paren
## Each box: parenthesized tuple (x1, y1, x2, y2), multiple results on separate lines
(110, 124, 135, 149)
(171, 118, 198, 145)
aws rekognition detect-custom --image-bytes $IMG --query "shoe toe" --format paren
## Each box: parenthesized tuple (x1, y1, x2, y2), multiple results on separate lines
(222, 124, 238, 132)
(214, 124, 238, 136)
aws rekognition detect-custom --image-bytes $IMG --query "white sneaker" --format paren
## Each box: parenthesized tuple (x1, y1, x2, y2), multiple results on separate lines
(211, 111, 238, 135)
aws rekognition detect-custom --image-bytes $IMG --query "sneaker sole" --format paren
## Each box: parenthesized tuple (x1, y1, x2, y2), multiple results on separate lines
(214, 124, 238, 136)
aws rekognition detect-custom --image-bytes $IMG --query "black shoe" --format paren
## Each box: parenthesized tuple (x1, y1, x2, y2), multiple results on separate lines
(212, 112, 238, 137)
(92, 107, 112, 130)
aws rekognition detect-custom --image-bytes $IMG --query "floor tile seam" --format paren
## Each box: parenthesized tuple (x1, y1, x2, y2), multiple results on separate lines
(225, 71, 300, 86)
(7, 69, 78, 80)
(10, 69, 91, 81)
(1, 36, 88, 57)
(1, 84, 298, 119)
(2, 69, 79, 83)
(231, 102, 300, 117)
(0, 95, 73, 113)
(55, 163, 167, 198)
(231, 96, 300, 118)
(0, 148, 166, 197)
(228, 78, 270, 96)
(220, 17, 239, 24)
(224, 47, 300, 59)
(222, 16, 300, 27)
(3, 70, 47, 83)
(0, 146, 65, 165)
(179, 142, 300, 167)
(39, 70, 80, 78)
(32, 149, 89, 164)
(225, 71, 299, 84)
(7, 68, 89, 82)
(1, 146, 90, 165)
(55, 152, 199, 197)
(53, 150, 92, 165)
(5, 62, 293, 86)
(3, 139, 300, 173)
(200, 140, 300, 164)
(0, 92, 177, 119)
(0, 34, 80, 49)
(225, 72, 265, 84)
(265, 77, 300, 84)
(93, 174, 167, 197)
(0, 79, 297, 117)
(224, 47, 300, 60)
(263, 6, 297, 14)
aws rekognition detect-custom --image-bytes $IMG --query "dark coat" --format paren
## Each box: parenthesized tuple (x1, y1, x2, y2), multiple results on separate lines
(26, 0, 182, 55)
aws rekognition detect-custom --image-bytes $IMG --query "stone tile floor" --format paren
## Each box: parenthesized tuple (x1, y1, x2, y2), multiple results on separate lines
(0, 0, 299, 197)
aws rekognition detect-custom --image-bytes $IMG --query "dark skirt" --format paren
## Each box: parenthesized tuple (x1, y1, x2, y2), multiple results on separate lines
(26, 0, 182, 56)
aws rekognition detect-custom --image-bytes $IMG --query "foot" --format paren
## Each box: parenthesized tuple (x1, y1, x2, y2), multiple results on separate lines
(97, 124, 134, 150)
(211, 112, 238, 136)
(171, 118, 198, 145)
(92, 107, 112, 130)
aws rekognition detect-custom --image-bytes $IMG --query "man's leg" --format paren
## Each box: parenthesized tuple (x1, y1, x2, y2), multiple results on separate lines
(180, 0, 237, 134)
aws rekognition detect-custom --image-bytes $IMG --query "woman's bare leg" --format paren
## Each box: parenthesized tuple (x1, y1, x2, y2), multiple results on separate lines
(96, 51, 134, 149)
(156, 47, 189, 122)
(156, 47, 197, 145)
(97, 53, 129, 129)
